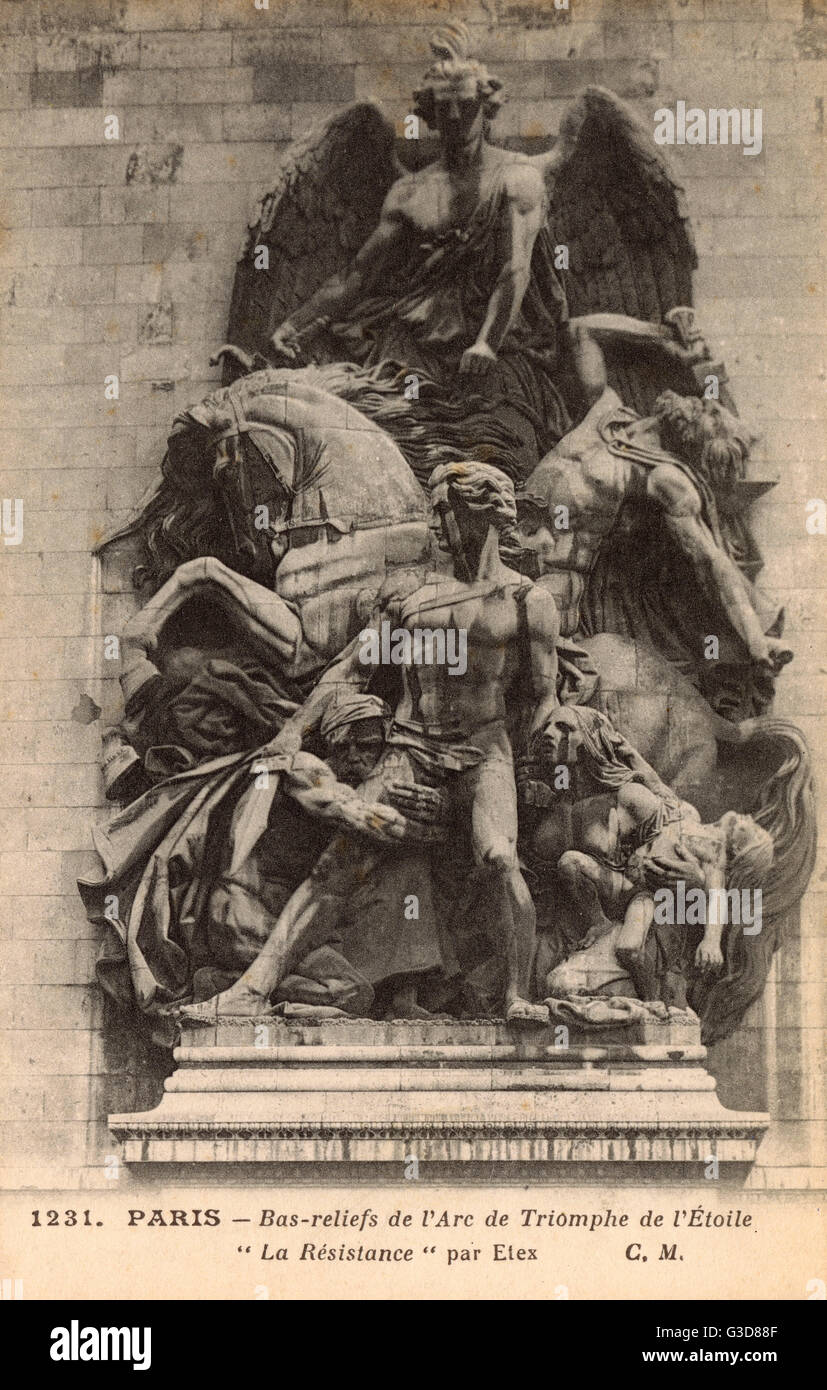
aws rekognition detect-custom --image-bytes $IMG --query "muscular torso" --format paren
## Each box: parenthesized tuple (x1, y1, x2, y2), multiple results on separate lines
(519, 389, 638, 636)
(391, 147, 536, 242)
(390, 573, 526, 733)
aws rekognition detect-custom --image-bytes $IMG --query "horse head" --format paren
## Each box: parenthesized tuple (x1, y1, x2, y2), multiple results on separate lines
(163, 372, 302, 588)
(109, 367, 429, 595)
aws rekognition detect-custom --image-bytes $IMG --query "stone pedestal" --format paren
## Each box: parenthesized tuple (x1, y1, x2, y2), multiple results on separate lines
(109, 1016, 767, 1181)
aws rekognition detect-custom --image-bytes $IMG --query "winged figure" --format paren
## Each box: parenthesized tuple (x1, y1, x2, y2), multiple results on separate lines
(82, 23, 815, 1047)
(216, 20, 716, 485)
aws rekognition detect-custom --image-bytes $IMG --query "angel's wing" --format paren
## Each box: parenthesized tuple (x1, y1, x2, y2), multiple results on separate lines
(537, 86, 700, 416)
(223, 102, 402, 378)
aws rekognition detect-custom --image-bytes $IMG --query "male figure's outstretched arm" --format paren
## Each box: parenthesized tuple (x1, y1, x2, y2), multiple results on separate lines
(284, 755, 444, 848)
(562, 311, 711, 409)
(648, 464, 792, 673)
(270, 183, 411, 358)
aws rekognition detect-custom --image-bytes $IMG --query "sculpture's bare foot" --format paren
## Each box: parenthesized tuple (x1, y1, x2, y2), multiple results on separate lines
(505, 998, 550, 1028)
(178, 984, 271, 1023)
(385, 981, 450, 1022)
(274, 1002, 351, 1020)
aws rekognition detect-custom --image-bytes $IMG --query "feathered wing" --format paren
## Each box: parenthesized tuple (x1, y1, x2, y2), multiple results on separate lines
(538, 86, 701, 416)
(538, 85, 773, 650)
(223, 102, 402, 376)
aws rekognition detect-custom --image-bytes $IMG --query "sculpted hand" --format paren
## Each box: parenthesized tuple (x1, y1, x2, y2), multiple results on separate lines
(269, 321, 303, 362)
(758, 639, 794, 675)
(385, 781, 447, 825)
(516, 760, 554, 808)
(459, 342, 497, 377)
(663, 307, 710, 365)
(695, 938, 724, 972)
(635, 846, 706, 893)
(364, 805, 407, 840)
(363, 795, 444, 845)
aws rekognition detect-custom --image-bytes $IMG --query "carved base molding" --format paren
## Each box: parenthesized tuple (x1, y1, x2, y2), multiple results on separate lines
(109, 1018, 768, 1179)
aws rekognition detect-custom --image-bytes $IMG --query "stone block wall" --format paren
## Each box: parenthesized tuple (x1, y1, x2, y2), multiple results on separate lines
(0, 0, 824, 1188)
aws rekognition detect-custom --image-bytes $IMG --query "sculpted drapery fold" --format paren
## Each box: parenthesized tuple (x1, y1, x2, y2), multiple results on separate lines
(84, 19, 815, 1054)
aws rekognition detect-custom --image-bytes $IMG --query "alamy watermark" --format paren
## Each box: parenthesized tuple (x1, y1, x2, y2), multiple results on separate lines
(654, 102, 762, 156)
(50, 1322, 151, 1371)
(358, 620, 467, 676)
(653, 880, 762, 935)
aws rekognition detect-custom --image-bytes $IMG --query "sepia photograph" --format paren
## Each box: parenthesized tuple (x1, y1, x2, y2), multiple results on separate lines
(0, 0, 824, 1333)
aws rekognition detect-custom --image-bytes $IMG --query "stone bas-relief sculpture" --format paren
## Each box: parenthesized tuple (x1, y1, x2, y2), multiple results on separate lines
(180, 460, 560, 1028)
(521, 705, 812, 1043)
(84, 22, 816, 1168)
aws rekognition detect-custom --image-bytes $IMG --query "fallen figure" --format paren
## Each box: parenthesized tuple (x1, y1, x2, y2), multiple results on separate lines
(521, 705, 814, 1037)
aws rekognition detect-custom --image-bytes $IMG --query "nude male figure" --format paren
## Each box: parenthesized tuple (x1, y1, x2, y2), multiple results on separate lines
(181, 462, 562, 1026)
(514, 316, 792, 681)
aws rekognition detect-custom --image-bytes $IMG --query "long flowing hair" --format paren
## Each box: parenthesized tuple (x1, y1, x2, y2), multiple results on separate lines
(692, 719, 817, 1042)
